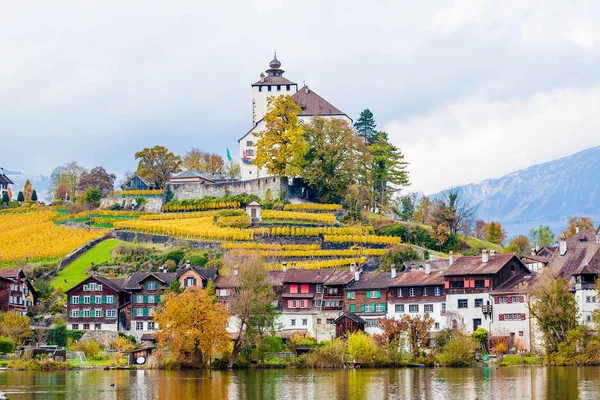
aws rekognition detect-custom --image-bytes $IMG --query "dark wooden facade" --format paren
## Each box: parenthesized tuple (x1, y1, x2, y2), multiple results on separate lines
(335, 313, 366, 338)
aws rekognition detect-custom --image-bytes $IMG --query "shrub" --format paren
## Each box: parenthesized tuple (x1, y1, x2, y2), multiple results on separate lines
(73, 338, 101, 359)
(17, 191, 24, 202)
(379, 245, 420, 271)
(0, 338, 15, 354)
(1, 192, 8, 203)
(84, 188, 101, 204)
(347, 331, 376, 365)
(162, 249, 185, 265)
(437, 332, 478, 367)
(304, 339, 346, 368)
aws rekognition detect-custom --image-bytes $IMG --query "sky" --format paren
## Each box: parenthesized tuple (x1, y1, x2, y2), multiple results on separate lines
(1, 1, 600, 194)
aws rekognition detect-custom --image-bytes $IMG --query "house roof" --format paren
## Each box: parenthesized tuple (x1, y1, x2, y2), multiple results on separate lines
(252, 75, 296, 86)
(179, 267, 218, 281)
(214, 275, 240, 289)
(246, 200, 262, 207)
(390, 269, 445, 287)
(520, 254, 551, 263)
(403, 260, 450, 272)
(348, 272, 394, 290)
(548, 230, 600, 281)
(292, 86, 345, 116)
(334, 312, 365, 325)
(0, 173, 13, 185)
(282, 269, 334, 284)
(65, 276, 128, 294)
(324, 270, 354, 285)
(443, 254, 518, 276)
(491, 274, 535, 295)
(122, 272, 179, 290)
(0, 269, 22, 279)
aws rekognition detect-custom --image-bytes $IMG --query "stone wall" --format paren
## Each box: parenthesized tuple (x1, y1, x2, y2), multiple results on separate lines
(100, 196, 163, 213)
(113, 231, 222, 252)
(170, 176, 291, 201)
(80, 330, 120, 349)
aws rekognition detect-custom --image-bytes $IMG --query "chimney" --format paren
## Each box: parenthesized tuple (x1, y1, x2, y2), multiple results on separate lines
(576, 226, 580, 234)
(305, 86, 309, 94)
(490, 250, 496, 257)
(391, 264, 397, 279)
(531, 248, 536, 256)
(350, 263, 356, 273)
(185, 260, 191, 268)
(535, 243, 540, 252)
(559, 235, 567, 256)
(234, 268, 239, 276)
(425, 262, 431, 275)
(282, 263, 287, 272)
(0, 167, 3, 176)
(448, 251, 454, 267)
(482, 250, 489, 263)
(354, 270, 360, 282)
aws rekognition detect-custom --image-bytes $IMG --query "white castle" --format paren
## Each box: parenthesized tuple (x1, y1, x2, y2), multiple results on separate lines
(238, 54, 352, 181)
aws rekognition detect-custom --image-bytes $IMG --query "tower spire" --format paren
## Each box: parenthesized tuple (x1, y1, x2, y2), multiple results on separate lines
(267, 52, 283, 76)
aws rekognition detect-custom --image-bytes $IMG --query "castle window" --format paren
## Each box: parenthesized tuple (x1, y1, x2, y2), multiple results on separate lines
(286, 85, 290, 91)
(259, 86, 262, 92)
(246, 141, 253, 146)
(277, 85, 281, 91)
(268, 86, 271, 92)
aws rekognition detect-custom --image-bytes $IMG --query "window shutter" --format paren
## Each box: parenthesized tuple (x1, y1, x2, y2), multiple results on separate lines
(99, 310, 104, 317)
(366, 291, 371, 299)
(78, 310, 83, 317)
(143, 308, 149, 317)
(361, 304, 365, 312)
(102, 296, 106, 304)
(376, 290, 381, 298)
(349, 304, 355, 312)
(347, 292, 351, 299)
(90, 296, 95, 304)
(156, 295, 161, 303)
(382, 304, 387, 312)
(484, 279, 490, 287)
(444, 281, 449, 289)
(143, 295, 148, 303)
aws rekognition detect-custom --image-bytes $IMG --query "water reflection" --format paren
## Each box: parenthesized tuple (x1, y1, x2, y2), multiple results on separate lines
(1, 366, 599, 399)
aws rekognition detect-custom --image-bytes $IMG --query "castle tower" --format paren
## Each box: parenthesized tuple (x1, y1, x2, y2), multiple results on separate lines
(251, 53, 298, 124)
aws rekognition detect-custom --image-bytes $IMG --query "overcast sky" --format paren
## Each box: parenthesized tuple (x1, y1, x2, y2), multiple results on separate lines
(1, 1, 599, 194)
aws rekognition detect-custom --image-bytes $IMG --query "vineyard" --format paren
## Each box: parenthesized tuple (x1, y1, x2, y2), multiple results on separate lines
(283, 203, 342, 212)
(0, 211, 107, 263)
(261, 210, 337, 224)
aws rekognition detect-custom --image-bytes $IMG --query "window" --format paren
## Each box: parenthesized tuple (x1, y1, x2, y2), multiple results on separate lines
(186, 278, 196, 287)
(327, 287, 338, 295)
(458, 299, 468, 309)
(442, 303, 446, 314)
(106, 296, 115, 304)
(106, 310, 117, 318)
(83, 324, 90, 330)
(317, 318, 322, 325)
(268, 86, 272, 92)
(286, 84, 291, 91)
(258, 86, 262, 92)
(409, 288, 416, 297)
(84, 310, 91, 318)
(475, 280, 485, 288)
(512, 296, 521, 303)
(136, 322, 144, 331)
(347, 292, 355, 300)
(136, 295, 144, 303)
(396, 288, 403, 297)
(316, 284, 323, 293)
(146, 281, 158, 290)
(89, 283, 97, 291)
(94, 324, 101, 330)
(299, 300, 306, 308)
(148, 322, 155, 330)
(83, 284, 88, 291)
(349, 304, 356, 312)
(435, 323, 440, 330)
(314, 300, 321, 308)
(218, 289, 227, 296)
(423, 288, 429, 296)
(434, 287, 442, 296)
(95, 309, 103, 318)
(71, 296, 79, 304)
(71, 309, 79, 318)
(450, 281, 464, 289)
(409, 304, 419, 313)
(424, 304, 434, 313)
(395, 304, 405, 313)
(246, 149, 255, 157)
(292, 300, 297, 308)
(26, 300, 32, 307)
(148, 296, 156, 304)
(367, 290, 381, 299)
(135, 308, 144, 317)
(95, 296, 102, 304)
(302, 319, 308, 326)
(291, 319, 296, 326)
(375, 303, 384, 312)
(366, 319, 378, 328)
(326, 318, 334, 324)
(83, 296, 90, 304)
(519, 331, 524, 337)
(473, 319, 482, 331)
(475, 299, 483, 308)
(586, 296, 597, 303)
(72, 324, 79, 330)
(246, 141, 254, 147)
(290, 285, 298, 294)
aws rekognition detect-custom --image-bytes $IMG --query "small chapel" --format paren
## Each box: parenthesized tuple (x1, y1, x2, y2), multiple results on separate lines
(238, 54, 352, 181)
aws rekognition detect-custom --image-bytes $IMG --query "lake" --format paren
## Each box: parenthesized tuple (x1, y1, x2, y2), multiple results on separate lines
(0, 366, 598, 399)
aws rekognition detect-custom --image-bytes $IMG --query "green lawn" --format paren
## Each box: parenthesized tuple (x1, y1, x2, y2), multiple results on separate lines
(51, 239, 121, 291)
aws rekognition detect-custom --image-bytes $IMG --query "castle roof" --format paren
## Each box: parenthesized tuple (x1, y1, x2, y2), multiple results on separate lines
(292, 86, 345, 116)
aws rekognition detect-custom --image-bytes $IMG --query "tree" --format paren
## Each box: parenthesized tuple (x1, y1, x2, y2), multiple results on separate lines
(438, 332, 478, 367)
(354, 109, 378, 144)
(0, 338, 14, 354)
(507, 235, 531, 255)
(347, 330, 377, 364)
(529, 270, 579, 354)
(135, 145, 182, 189)
(396, 193, 417, 221)
(367, 132, 409, 212)
(435, 188, 479, 236)
(154, 287, 230, 365)
(17, 191, 24, 202)
(485, 221, 506, 245)
(182, 148, 225, 173)
(402, 314, 435, 361)
(254, 95, 307, 178)
(31, 190, 38, 202)
(23, 179, 33, 202)
(78, 166, 116, 195)
(529, 225, 555, 248)
(302, 117, 365, 203)
(474, 220, 487, 240)
(225, 161, 240, 179)
(561, 216, 596, 239)
(0, 312, 31, 345)
(84, 187, 101, 204)
(6, 186, 13, 202)
(379, 245, 420, 271)
(413, 196, 433, 225)
(51, 161, 85, 201)
(1, 192, 8, 204)
(227, 250, 279, 366)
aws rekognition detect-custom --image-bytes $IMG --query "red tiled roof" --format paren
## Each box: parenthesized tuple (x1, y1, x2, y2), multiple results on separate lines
(252, 75, 296, 86)
(391, 269, 445, 287)
(214, 275, 239, 289)
(282, 269, 334, 284)
(0, 269, 20, 279)
(548, 230, 600, 281)
(292, 86, 345, 116)
(443, 254, 517, 276)
(491, 274, 536, 294)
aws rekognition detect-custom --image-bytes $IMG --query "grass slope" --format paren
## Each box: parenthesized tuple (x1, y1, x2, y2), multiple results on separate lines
(51, 239, 121, 291)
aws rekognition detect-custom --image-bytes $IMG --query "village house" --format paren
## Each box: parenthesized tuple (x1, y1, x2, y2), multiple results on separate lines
(121, 174, 152, 191)
(0, 168, 13, 200)
(65, 276, 130, 332)
(344, 270, 389, 335)
(444, 250, 532, 333)
(547, 229, 600, 326)
(168, 170, 235, 185)
(176, 265, 218, 290)
(0, 268, 37, 314)
(123, 272, 178, 332)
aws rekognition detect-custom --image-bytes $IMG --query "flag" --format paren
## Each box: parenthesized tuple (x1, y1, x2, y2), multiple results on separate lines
(227, 148, 232, 162)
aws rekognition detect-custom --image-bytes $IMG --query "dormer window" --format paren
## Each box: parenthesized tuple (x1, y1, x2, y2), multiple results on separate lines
(145, 281, 158, 290)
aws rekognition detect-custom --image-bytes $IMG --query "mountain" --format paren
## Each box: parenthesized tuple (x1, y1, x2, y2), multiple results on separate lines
(433, 146, 600, 237)
(5, 170, 51, 202)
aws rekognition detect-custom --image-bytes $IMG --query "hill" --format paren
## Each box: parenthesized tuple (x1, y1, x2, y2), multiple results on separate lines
(433, 146, 600, 236)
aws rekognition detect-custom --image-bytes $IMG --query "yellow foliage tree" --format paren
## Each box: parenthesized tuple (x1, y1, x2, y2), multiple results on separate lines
(0, 312, 31, 345)
(23, 179, 33, 202)
(254, 95, 307, 177)
(154, 287, 230, 365)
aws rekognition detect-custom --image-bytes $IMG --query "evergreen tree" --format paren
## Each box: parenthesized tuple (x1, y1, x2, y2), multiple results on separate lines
(354, 109, 378, 144)
(17, 191, 24, 202)
(31, 190, 38, 202)
(1, 192, 8, 204)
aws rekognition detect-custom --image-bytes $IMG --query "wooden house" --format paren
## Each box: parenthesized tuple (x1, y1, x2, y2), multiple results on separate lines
(0, 268, 37, 313)
(123, 272, 178, 332)
(121, 174, 151, 191)
(334, 313, 366, 338)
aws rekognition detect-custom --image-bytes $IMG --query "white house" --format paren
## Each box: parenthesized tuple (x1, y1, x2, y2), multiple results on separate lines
(238, 54, 352, 181)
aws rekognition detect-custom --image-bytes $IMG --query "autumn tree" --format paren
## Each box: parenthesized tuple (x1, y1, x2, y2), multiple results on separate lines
(378, 314, 434, 361)
(529, 225, 555, 248)
(154, 287, 230, 365)
(354, 109, 378, 144)
(561, 216, 596, 239)
(254, 95, 307, 178)
(413, 196, 433, 225)
(485, 221, 506, 245)
(226, 250, 279, 366)
(51, 161, 85, 201)
(135, 145, 182, 189)
(366, 132, 409, 212)
(6, 186, 13, 202)
(0, 312, 31, 345)
(529, 270, 579, 354)
(395, 193, 417, 221)
(78, 166, 116, 195)
(474, 220, 487, 239)
(23, 179, 33, 202)
(225, 161, 240, 179)
(182, 148, 225, 173)
(302, 117, 365, 203)
(507, 235, 531, 255)
(430, 189, 478, 236)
